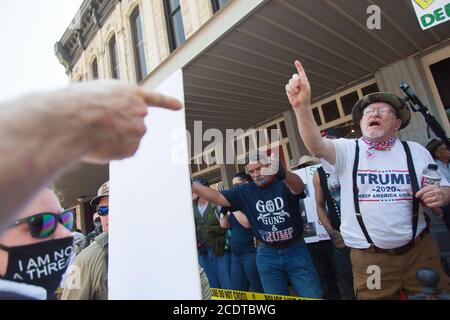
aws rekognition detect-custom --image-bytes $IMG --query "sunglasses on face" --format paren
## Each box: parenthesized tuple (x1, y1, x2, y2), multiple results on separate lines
(10, 210, 74, 239)
(97, 206, 109, 216)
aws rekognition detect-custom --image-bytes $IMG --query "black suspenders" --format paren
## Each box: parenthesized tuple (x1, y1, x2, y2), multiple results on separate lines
(353, 141, 374, 244)
(402, 142, 420, 241)
(352, 140, 420, 245)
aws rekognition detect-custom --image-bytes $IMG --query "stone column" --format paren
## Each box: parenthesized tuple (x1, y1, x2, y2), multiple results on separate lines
(283, 109, 309, 164)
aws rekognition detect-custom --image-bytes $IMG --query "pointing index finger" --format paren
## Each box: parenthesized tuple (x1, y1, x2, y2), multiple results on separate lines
(137, 88, 183, 110)
(295, 60, 305, 76)
(294, 60, 310, 85)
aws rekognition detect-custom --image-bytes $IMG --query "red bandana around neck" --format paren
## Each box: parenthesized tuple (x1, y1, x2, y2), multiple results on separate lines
(362, 136, 397, 157)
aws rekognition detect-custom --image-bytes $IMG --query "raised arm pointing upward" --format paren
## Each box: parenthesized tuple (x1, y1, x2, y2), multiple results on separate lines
(285, 61, 336, 165)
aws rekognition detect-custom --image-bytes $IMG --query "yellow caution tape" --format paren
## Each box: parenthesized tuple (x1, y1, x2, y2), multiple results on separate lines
(210, 288, 318, 300)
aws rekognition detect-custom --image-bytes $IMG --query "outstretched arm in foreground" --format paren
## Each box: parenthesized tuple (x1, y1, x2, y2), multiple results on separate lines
(0, 81, 182, 231)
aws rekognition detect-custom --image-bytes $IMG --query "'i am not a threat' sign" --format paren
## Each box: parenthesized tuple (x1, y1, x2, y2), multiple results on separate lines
(411, 0, 450, 30)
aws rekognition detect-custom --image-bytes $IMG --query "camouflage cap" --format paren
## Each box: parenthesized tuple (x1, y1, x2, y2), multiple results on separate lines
(352, 92, 410, 129)
(90, 181, 109, 207)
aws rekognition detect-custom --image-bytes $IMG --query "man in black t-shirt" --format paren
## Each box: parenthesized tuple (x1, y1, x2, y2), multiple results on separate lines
(192, 153, 322, 298)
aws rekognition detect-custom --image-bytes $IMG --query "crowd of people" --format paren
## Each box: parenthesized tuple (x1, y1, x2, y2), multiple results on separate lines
(0, 62, 449, 300)
(191, 61, 450, 300)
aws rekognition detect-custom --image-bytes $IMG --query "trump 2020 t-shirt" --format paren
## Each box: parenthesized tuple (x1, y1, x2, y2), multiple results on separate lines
(329, 138, 449, 249)
(221, 179, 303, 247)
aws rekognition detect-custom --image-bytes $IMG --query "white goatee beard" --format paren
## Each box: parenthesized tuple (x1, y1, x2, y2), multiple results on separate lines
(363, 128, 386, 140)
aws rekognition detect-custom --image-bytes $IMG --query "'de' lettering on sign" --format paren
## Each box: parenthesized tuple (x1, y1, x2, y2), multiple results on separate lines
(411, 0, 450, 30)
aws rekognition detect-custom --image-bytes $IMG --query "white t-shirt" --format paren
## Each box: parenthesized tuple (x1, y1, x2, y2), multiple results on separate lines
(327, 138, 449, 249)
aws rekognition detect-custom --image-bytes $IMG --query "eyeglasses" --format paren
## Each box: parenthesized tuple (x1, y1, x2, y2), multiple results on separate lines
(10, 210, 74, 239)
(362, 107, 395, 117)
(97, 206, 109, 216)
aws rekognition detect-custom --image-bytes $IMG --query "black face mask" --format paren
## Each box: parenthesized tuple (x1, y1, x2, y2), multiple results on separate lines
(0, 237, 74, 299)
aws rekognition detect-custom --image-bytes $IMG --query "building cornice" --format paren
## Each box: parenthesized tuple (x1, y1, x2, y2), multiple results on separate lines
(54, 0, 120, 74)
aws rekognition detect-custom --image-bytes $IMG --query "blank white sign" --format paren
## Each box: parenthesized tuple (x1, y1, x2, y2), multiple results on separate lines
(108, 70, 201, 299)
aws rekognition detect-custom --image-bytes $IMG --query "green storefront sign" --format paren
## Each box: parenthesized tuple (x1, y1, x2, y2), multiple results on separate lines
(420, 3, 450, 28)
(412, 0, 450, 30)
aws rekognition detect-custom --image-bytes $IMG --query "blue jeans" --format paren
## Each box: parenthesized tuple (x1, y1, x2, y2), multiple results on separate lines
(333, 246, 355, 300)
(231, 251, 264, 293)
(307, 240, 341, 300)
(256, 239, 323, 298)
(198, 247, 231, 289)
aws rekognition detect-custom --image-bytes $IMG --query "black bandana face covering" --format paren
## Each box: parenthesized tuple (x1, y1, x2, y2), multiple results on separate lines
(0, 236, 74, 299)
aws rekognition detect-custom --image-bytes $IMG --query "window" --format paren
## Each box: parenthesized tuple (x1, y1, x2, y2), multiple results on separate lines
(130, 7, 147, 82)
(109, 36, 120, 79)
(255, 129, 266, 149)
(193, 158, 201, 172)
(163, 0, 186, 52)
(208, 150, 216, 166)
(91, 58, 98, 79)
(266, 125, 278, 146)
(286, 142, 293, 162)
(234, 140, 239, 157)
(244, 136, 250, 153)
(312, 108, 322, 126)
(340, 91, 359, 116)
(279, 121, 288, 139)
(322, 100, 341, 123)
(430, 57, 450, 111)
(211, 0, 229, 13)
(361, 83, 379, 96)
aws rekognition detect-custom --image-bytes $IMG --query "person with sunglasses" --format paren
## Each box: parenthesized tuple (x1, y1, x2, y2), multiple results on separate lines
(0, 188, 74, 300)
(62, 181, 109, 300)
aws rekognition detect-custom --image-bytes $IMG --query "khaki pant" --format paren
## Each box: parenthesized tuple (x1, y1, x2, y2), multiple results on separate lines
(350, 233, 450, 299)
